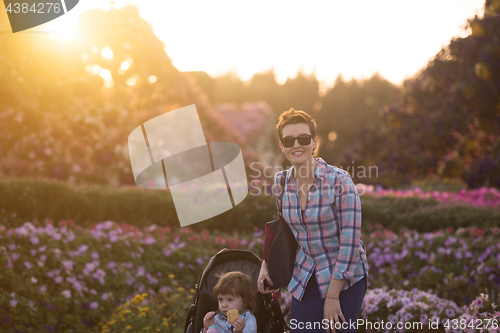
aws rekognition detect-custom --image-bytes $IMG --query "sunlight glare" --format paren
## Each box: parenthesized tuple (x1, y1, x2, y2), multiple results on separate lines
(100, 46, 114, 60)
(121, 61, 131, 71)
(99, 69, 112, 81)
(148, 75, 157, 83)
(126, 77, 137, 86)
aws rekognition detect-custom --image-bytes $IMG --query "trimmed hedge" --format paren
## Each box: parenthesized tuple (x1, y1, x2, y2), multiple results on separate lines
(1, 177, 499, 232)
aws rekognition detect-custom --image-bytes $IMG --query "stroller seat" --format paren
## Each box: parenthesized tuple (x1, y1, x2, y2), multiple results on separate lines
(184, 249, 286, 333)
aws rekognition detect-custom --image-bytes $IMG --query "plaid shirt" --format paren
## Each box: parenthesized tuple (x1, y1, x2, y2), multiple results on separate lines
(274, 158, 368, 301)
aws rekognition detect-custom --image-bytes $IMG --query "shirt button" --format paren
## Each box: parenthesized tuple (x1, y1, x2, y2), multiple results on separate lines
(304, 215, 307, 218)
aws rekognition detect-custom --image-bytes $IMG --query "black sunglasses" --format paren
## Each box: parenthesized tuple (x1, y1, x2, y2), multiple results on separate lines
(280, 134, 313, 148)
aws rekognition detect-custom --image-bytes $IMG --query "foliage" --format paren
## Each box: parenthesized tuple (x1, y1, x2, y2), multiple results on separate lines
(2, 177, 500, 233)
(365, 224, 500, 307)
(92, 291, 193, 333)
(347, 1, 500, 189)
(0, 220, 262, 332)
(1, 219, 499, 332)
(0, 5, 257, 186)
(316, 74, 398, 167)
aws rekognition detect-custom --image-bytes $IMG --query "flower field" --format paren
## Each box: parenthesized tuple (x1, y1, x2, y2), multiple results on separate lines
(1, 216, 499, 332)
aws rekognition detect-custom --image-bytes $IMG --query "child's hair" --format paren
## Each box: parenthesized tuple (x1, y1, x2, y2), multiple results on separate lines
(213, 271, 256, 313)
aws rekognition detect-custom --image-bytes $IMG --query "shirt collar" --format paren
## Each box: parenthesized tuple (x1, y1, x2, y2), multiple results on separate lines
(286, 157, 327, 181)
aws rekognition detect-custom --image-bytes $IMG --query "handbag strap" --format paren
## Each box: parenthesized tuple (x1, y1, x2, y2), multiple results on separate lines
(278, 171, 287, 218)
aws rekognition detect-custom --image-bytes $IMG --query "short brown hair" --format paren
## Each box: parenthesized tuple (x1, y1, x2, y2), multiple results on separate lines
(276, 108, 317, 139)
(213, 271, 256, 313)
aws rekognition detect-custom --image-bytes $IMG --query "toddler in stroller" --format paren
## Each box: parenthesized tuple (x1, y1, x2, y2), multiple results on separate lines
(184, 249, 287, 333)
(202, 271, 257, 333)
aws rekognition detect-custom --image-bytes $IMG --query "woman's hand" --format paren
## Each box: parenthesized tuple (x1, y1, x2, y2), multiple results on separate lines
(257, 260, 274, 294)
(232, 317, 245, 333)
(324, 298, 345, 333)
(203, 311, 216, 333)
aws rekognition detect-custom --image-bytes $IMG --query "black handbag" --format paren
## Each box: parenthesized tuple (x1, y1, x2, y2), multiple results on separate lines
(263, 172, 298, 289)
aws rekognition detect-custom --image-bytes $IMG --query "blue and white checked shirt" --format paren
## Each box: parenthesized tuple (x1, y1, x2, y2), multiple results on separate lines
(274, 158, 368, 301)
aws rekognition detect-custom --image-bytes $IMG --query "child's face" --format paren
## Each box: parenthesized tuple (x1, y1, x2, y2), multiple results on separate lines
(217, 294, 245, 316)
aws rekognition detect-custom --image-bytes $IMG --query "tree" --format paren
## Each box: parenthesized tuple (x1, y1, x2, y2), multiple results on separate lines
(346, 0, 500, 188)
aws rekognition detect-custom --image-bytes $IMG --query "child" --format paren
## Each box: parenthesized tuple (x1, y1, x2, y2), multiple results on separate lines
(202, 271, 257, 333)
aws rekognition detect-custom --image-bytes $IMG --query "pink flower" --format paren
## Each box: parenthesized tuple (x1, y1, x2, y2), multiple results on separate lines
(91, 252, 99, 260)
(30, 236, 39, 245)
(24, 261, 32, 270)
(90, 302, 99, 309)
(54, 276, 63, 284)
(62, 290, 71, 298)
(39, 286, 47, 294)
(10, 300, 17, 307)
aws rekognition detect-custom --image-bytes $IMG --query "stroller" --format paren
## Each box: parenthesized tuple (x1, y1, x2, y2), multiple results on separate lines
(184, 249, 287, 333)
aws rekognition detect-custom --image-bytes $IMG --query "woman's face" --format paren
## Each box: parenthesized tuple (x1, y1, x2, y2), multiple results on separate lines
(280, 123, 317, 166)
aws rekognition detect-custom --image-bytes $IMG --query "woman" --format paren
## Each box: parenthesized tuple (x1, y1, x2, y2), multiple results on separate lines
(258, 108, 368, 333)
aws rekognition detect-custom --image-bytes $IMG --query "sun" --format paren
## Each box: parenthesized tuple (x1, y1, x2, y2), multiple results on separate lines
(44, 0, 122, 41)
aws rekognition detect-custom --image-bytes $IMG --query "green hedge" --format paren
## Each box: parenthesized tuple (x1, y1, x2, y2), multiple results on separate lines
(1, 177, 499, 232)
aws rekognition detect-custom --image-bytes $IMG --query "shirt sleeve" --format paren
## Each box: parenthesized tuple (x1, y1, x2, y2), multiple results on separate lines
(331, 172, 362, 281)
(243, 312, 258, 333)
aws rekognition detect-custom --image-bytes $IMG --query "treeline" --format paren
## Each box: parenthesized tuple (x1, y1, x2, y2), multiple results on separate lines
(185, 70, 398, 177)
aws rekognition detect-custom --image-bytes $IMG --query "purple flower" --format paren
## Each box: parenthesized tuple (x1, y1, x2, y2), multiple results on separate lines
(143, 236, 155, 245)
(39, 286, 47, 294)
(10, 300, 17, 307)
(107, 261, 116, 269)
(91, 252, 99, 260)
(30, 249, 37, 256)
(54, 276, 63, 284)
(445, 308, 455, 317)
(162, 248, 171, 257)
(30, 236, 39, 244)
(101, 293, 110, 301)
(196, 257, 204, 265)
(7, 244, 16, 251)
(62, 290, 71, 298)
(52, 233, 62, 241)
(10, 253, 20, 261)
(66, 233, 75, 242)
(24, 261, 32, 270)
(61, 260, 73, 271)
(89, 301, 99, 309)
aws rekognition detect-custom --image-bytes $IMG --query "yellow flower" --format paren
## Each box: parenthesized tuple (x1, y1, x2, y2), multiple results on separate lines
(142, 327, 150, 331)
(125, 325, 132, 330)
(177, 287, 185, 292)
(141, 307, 150, 312)
(102, 330, 109, 333)
(123, 310, 131, 314)
(190, 288, 196, 294)
(141, 293, 148, 298)
(168, 274, 175, 279)
(132, 295, 144, 305)
(109, 320, 116, 326)
(139, 312, 146, 318)
(163, 322, 169, 328)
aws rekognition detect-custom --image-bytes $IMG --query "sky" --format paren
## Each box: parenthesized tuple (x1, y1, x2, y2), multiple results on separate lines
(43, 0, 485, 88)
